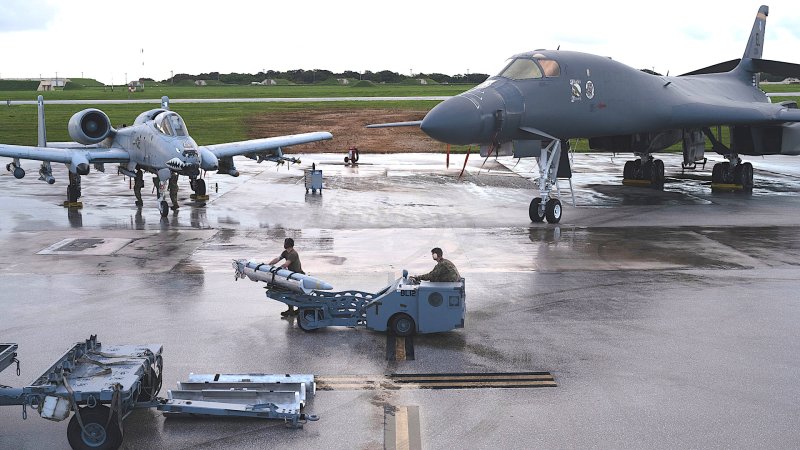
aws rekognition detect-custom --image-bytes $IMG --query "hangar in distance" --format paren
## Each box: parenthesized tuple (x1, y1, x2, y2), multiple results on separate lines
(372, 5, 800, 224)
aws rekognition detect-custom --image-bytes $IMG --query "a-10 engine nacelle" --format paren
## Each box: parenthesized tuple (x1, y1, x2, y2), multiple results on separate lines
(68, 109, 114, 145)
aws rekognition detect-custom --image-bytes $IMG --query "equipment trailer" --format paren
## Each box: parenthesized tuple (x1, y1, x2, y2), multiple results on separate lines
(260, 270, 466, 336)
(0, 336, 317, 450)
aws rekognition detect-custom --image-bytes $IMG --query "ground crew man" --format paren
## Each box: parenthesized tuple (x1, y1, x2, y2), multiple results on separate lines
(411, 247, 461, 282)
(269, 238, 304, 316)
(133, 169, 144, 207)
(168, 174, 179, 210)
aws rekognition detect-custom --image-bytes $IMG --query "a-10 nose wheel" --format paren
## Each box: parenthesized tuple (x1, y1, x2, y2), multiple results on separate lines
(529, 197, 562, 224)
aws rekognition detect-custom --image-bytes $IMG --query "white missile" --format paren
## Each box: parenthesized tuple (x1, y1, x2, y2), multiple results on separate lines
(232, 259, 334, 294)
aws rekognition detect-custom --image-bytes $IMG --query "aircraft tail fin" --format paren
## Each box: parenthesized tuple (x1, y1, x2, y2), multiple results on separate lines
(37, 95, 47, 147)
(742, 5, 768, 60)
(731, 5, 769, 83)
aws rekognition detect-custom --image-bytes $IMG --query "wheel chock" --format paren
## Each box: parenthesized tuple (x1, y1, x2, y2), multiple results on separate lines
(622, 179, 653, 187)
(711, 183, 743, 192)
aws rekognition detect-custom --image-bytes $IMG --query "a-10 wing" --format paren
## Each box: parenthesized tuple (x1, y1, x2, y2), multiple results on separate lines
(0, 144, 129, 165)
(203, 132, 333, 159)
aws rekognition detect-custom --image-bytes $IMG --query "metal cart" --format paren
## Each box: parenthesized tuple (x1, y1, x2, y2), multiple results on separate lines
(264, 270, 466, 336)
(304, 166, 323, 194)
(0, 336, 317, 450)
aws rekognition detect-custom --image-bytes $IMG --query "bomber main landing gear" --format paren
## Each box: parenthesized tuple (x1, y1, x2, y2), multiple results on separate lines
(622, 155, 665, 187)
(711, 155, 753, 192)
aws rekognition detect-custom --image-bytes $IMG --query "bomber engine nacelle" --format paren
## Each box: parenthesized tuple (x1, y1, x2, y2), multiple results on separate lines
(68, 109, 114, 145)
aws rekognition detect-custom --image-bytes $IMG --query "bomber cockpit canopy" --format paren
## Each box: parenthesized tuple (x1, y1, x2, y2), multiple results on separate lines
(154, 111, 189, 137)
(497, 54, 561, 80)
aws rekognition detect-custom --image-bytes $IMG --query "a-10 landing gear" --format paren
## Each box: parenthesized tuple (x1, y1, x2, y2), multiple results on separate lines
(189, 177, 207, 198)
(66, 172, 82, 205)
(623, 155, 665, 187)
(711, 155, 753, 191)
(529, 197, 562, 224)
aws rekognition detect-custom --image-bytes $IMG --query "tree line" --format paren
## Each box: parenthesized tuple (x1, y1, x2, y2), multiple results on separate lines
(161, 69, 490, 85)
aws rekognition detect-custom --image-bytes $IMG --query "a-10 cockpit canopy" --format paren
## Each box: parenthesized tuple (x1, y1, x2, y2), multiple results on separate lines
(154, 111, 189, 137)
(497, 54, 561, 80)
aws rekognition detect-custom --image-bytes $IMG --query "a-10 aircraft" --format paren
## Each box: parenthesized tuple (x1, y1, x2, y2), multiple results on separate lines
(0, 96, 332, 216)
(371, 5, 800, 224)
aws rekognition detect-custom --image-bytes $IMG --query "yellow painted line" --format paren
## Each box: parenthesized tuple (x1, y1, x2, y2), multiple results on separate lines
(395, 337, 406, 361)
(317, 376, 557, 390)
(385, 406, 421, 450)
(395, 406, 409, 450)
(393, 374, 554, 382)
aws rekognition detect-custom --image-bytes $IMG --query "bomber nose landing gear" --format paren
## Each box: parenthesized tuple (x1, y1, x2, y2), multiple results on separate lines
(528, 139, 569, 224)
(529, 197, 562, 223)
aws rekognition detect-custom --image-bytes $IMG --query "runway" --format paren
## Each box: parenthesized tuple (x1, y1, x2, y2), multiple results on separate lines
(1, 152, 799, 449)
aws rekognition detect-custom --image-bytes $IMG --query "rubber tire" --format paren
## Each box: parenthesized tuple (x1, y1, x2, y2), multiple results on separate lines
(529, 198, 545, 223)
(67, 405, 123, 450)
(195, 179, 206, 196)
(653, 159, 665, 186)
(712, 163, 722, 184)
(297, 309, 317, 332)
(390, 313, 416, 337)
(741, 162, 754, 192)
(623, 161, 633, 179)
(545, 198, 562, 224)
(641, 161, 653, 181)
(159, 201, 169, 217)
(721, 162, 732, 183)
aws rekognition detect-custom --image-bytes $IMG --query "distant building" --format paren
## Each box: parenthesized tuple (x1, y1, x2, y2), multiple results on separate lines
(126, 80, 145, 92)
(337, 78, 350, 85)
(37, 78, 68, 91)
(417, 79, 428, 85)
(195, 80, 207, 86)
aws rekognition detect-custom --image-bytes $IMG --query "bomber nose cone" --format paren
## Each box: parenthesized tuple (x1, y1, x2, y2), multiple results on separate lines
(421, 96, 484, 145)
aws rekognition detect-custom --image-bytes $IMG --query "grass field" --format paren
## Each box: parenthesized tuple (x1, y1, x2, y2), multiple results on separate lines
(0, 83, 471, 101)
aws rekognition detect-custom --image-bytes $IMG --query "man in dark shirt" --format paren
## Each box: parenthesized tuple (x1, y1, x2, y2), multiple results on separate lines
(412, 247, 461, 282)
(269, 238, 304, 316)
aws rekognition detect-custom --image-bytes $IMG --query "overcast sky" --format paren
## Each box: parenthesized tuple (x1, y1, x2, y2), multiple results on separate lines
(0, 1, 798, 84)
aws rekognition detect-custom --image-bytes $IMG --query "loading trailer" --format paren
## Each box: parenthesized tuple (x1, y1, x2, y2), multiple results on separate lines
(263, 270, 466, 335)
(0, 336, 317, 450)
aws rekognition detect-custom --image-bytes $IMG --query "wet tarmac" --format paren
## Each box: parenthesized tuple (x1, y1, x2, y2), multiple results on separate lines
(1, 152, 800, 449)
